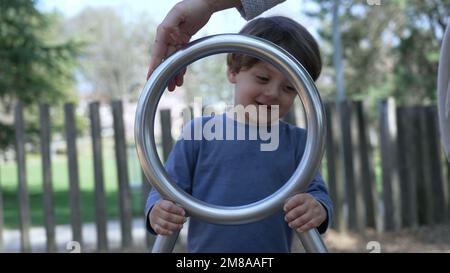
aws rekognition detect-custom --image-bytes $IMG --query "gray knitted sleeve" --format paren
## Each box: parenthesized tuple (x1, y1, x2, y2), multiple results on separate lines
(236, 0, 286, 20)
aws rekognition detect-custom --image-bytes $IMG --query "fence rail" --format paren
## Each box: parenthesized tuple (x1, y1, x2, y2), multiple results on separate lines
(0, 98, 449, 252)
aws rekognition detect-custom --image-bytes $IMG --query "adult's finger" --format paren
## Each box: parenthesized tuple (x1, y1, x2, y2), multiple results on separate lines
(147, 29, 170, 79)
(147, 3, 188, 80)
(163, 44, 182, 91)
(175, 67, 187, 87)
(173, 45, 187, 89)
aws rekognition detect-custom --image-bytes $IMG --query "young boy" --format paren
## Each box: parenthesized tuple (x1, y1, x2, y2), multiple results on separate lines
(145, 16, 333, 253)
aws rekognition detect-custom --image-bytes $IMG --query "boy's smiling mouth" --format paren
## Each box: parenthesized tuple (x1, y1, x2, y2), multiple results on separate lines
(255, 101, 272, 111)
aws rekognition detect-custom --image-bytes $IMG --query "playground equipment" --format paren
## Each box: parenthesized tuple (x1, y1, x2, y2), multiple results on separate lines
(135, 34, 328, 253)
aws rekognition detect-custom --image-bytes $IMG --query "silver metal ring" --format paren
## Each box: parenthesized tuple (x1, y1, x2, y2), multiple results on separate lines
(135, 34, 325, 225)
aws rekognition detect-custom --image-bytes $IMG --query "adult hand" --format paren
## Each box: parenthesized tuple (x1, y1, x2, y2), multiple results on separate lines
(147, 0, 242, 91)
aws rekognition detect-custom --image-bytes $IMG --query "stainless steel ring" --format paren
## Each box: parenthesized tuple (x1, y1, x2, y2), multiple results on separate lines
(135, 34, 326, 225)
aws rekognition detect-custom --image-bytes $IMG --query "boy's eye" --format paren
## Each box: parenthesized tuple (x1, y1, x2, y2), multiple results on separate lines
(285, 85, 296, 93)
(256, 75, 269, 82)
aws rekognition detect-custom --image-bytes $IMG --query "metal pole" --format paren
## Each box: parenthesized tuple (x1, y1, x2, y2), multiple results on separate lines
(297, 229, 328, 253)
(152, 231, 180, 253)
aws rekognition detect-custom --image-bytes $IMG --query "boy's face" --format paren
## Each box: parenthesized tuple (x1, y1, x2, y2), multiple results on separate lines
(227, 61, 297, 124)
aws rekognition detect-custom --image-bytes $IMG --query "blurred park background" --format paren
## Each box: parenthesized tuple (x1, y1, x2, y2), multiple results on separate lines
(1, 0, 450, 253)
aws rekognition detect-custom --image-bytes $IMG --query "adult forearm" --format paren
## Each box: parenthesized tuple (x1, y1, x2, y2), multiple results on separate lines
(203, 0, 243, 12)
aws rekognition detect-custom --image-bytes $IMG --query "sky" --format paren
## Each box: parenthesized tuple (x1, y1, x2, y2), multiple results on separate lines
(36, 0, 317, 39)
(35, 0, 321, 99)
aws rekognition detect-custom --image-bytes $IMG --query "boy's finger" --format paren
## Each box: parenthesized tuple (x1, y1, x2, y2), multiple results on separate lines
(284, 204, 308, 222)
(284, 194, 308, 211)
(160, 200, 185, 216)
(287, 212, 312, 230)
(153, 224, 174, 236)
(296, 219, 318, 233)
(158, 220, 184, 232)
(160, 210, 186, 225)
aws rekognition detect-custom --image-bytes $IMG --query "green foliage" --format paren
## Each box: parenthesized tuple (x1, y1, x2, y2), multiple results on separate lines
(0, 0, 80, 104)
(63, 7, 155, 101)
(0, 122, 14, 150)
(0, 0, 81, 149)
(183, 54, 232, 106)
(307, 0, 449, 106)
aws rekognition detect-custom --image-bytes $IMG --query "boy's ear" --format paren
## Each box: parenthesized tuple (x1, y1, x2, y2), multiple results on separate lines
(227, 66, 237, 83)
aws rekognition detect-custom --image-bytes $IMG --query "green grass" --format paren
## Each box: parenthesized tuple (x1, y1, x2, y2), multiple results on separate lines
(0, 137, 147, 229)
(1, 133, 385, 230)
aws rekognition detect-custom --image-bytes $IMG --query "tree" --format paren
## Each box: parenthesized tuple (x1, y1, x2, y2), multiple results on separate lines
(61, 7, 155, 101)
(0, 0, 79, 149)
(306, 0, 450, 105)
(183, 54, 233, 107)
(391, 0, 449, 104)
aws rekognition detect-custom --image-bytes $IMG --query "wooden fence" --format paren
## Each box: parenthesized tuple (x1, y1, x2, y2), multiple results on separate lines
(324, 99, 450, 234)
(0, 98, 449, 252)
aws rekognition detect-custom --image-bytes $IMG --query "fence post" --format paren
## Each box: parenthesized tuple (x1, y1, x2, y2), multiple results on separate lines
(447, 161, 450, 222)
(417, 107, 434, 225)
(396, 107, 418, 228)
(324, 102, 345, 231)
(160, 109, 174, 161)
(15, 102, 31, 252)
(409, 107, 429, 225)
(0, 159, 4, 252)
(424, 106, 447, 223)
(349, 101, 367, 233)
(355, 101, 379, 230)
(141, 170, 155, 249)
(89, 102, 108, 252)
(339, 100, 360, 231)
(39, 104, 56, 252)
(112, 100, 133, 249)
(0, 173, 4, 253)
(64, 103, 83, 247)
(378, 98, 401, 231)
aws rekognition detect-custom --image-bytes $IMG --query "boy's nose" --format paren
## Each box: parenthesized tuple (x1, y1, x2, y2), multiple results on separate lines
(260, 85, 280, 102)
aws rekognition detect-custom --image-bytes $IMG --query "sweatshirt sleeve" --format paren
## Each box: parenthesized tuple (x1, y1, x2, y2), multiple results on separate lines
(237, 0, 286, 20)
(294, 127, 334, 234)
(305, 173, 334, 234)
(144, 119, 200, 234)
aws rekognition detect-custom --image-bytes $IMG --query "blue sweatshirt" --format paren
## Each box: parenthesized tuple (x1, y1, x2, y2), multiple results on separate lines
(145, 113, 333, 253)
